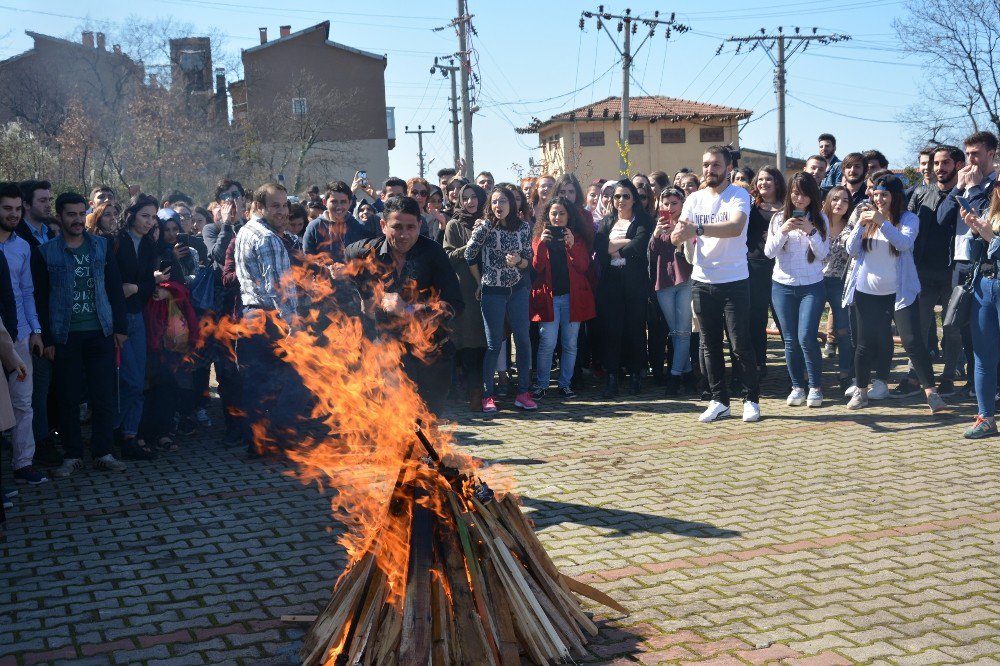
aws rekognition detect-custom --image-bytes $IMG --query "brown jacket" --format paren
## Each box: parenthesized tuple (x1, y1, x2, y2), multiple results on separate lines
(0, 325, 24, 431)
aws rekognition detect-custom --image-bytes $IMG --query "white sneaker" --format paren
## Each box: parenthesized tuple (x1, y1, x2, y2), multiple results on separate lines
(869, 379, 889, 400)
(699, 400, 731, 422)
(93, 454, 127, 472)
(53, 458, 83, 478)
(807, 388, 823, 407)
(742, 401, 761, 422)
(844, 383, 858, 397)
(787, 388, 806, 406)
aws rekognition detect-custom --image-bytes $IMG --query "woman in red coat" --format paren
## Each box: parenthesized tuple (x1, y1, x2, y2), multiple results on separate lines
(530, 196, 596, 399)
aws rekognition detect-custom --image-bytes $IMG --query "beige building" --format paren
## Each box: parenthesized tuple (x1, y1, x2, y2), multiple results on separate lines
(739, 147, 806, 181)
(229, 21, 393, 191)
(517, 96, 751, 182)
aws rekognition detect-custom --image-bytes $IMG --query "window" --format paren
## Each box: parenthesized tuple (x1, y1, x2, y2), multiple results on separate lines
(627, 129, 644, 145)
(292, 97, 308, 116)
(660, 128, 685, 144)
(579, 131, 605, 147)
(700, 127, 724, 142)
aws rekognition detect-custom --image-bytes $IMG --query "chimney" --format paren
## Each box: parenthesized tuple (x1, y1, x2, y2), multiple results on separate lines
(82, 31, 94, 48)
(279, 25, 291, 38)
(96, 32, 106, 50)
(113, 44, 122, 55)
(258, 27, 267, 44)
(215, 67, 226, 97)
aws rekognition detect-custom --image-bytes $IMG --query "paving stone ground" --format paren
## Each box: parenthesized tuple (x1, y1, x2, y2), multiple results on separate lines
(2, 344, 999, 665)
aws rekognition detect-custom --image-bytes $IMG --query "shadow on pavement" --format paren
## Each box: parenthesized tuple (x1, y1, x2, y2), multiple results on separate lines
(519, 496, 742, 539)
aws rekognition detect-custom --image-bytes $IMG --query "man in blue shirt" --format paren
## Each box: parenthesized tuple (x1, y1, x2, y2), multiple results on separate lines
(0, 182, 46, 484)
(819, 133, 842, 190)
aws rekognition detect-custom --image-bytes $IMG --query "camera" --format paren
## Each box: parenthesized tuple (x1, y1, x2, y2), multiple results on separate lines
(546, 225, 565, 240)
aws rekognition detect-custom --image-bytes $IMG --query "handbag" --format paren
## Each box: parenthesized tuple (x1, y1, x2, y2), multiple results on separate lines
(189, 265, 220, 313)
(942, 256, 983, 329)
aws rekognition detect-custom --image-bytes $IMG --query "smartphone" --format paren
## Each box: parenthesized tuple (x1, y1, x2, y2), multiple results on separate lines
(956, 196, 975, 214)
(546, 225, 565, 240)
(791, 209, 807, 219)
(358, 170, 368, 187)
(176, 233, 190, 245)
(158, 260, 172, 272)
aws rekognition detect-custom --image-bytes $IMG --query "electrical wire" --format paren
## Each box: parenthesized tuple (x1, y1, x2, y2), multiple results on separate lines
(785, 93, 972, 123)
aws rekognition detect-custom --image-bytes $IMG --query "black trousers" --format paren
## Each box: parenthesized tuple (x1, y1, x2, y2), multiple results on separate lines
(747, 260, 775, 366)
(54, 331, 115, 460)
(597, 266, 648, 374)
(692, 279, 760, 404)
(403, 353, 454, 416)
(853, 291, 935, 389)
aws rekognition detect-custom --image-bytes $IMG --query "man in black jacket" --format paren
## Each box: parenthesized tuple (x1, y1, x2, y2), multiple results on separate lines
(344, 196, 463, 415)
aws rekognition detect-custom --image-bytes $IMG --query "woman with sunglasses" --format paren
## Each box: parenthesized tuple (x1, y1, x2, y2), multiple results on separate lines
(843, 174, 947, 414)
(649, 186, 694, 395)
(594, 179, 654, 397)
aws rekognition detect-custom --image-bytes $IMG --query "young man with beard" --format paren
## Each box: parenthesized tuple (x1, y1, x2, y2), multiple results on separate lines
(35, 192, 128, 478)
(841, 153, 869, 208)
(344, 196, 463, 415)
(0, 183, 47, 484)
(671, 147, 760, 423)
(819, 133, 842, 190)
(894, 145, 966, 397)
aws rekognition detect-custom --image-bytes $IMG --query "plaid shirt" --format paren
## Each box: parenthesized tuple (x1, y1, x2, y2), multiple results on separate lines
(234, 217, 298, 323)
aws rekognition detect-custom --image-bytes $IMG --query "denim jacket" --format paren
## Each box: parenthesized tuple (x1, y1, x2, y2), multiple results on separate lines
(34, 233, 127, 345)
(842, 211, 921, 311)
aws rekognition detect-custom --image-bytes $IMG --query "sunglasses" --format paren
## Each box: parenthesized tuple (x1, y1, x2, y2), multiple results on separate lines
(411, 190, 429, 196)
(219, 191, 243, 202)
(612, 194, 632, 200)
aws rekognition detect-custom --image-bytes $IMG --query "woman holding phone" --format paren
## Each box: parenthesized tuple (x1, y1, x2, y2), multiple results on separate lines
(961, 188, 1000, 438)
(842, 174, 947, 414)
(529, 196, 595, 399)
(649, 186, 694, 395)
(821, 186, 856, 392)
(765, 173, 830, 406)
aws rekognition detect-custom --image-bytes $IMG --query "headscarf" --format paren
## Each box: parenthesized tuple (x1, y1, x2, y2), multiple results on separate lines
(593, 180, 617, 228)
(451, 183, 487, 229)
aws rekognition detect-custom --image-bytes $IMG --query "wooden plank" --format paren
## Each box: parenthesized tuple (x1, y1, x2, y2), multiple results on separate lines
(299, 553, 376, 666)
(563, 575, 631, 615)
(481, 556, 525, 666)
(399, 504, 434, 666)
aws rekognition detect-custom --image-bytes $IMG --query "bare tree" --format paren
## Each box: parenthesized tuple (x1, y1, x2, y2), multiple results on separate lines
(894, 0, 1000, 146)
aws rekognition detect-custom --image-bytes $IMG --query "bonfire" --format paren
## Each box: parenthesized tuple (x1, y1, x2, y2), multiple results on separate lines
(206, 258, 624, 665)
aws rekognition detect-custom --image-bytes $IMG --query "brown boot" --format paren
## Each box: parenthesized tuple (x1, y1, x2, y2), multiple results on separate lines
(468, 386, 484, 411)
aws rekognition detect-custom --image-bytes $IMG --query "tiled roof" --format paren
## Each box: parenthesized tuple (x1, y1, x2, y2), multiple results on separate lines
(517, 95, 751, 133)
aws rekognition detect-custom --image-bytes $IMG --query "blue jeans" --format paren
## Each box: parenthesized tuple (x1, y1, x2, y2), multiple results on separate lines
(771, 281, 825, 390)
(535, 294, 580, 390)
(114, 311, 146, 436)
(481, 285, 531, 397)
(971, 275, 1000, 418)
(655, 282, 693, 375)
(823, 275, 854, 379)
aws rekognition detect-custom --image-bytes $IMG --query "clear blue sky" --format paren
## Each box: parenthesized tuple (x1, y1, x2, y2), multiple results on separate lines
(1, 0, 923, 183)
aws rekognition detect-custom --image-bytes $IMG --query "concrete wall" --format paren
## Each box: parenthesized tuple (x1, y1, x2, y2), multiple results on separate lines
(538, 119, 741, 181)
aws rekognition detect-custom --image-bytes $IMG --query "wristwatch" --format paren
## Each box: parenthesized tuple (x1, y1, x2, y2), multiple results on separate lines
(31, 328, 41, 335)
(695, 221, 705, 237)
(808, 228, 818, 237)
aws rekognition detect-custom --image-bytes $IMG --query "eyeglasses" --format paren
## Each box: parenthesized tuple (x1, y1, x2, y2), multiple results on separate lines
(411, 190, 429, 196)
(612, 194, 632, 200)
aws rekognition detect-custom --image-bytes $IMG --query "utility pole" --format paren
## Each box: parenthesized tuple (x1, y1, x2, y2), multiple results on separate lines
(580, 7, 689, 174)
(405, 125, 436, 178)
(456, 0, 474, 178)
(722, 28, 850, 172)
(431, 56, 461, 169)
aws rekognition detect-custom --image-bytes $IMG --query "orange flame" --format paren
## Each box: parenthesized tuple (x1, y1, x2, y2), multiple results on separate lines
(207, 252, 482, 607)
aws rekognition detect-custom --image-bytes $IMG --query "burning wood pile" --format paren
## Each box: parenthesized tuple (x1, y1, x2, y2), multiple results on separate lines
(205, 261, 624, 665)
(299, 428, 618, 665)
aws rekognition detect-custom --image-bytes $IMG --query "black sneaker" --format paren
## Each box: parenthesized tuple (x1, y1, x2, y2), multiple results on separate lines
(891, 380, 922, 398)
(531, 388, 547, 401)
(120, 439, 157, 461)
(558, 386, 576, 399)
(937, 379, 956, 397)
(664, 375, 681, 397)
(13, 466, 49, 485)
(33, 438, 64, 468)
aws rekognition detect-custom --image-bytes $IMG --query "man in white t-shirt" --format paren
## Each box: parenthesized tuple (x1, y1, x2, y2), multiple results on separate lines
(671, 146, 760, 423)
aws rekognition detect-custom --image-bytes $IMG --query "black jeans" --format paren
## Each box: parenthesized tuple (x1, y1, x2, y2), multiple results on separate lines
(747, 259, 775, 367)
(692, 279, 760, 404)
(597, 266, 648, 374)
(909, 268, 956, 381)
(403, 352, 454, 416)
(853, 292, 935, 389)
(54, 330, 115, 460)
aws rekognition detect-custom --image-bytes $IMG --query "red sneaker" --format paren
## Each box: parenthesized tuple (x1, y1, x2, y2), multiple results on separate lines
(514, 392, 538, 410)
(481, 396, 497, 413)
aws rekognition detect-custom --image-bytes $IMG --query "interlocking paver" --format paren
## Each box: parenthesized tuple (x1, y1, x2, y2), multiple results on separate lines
(3, 346, 1000, 664)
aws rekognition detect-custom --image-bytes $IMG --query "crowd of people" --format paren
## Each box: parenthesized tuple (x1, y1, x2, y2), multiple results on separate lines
(2, 129, 999, 513)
